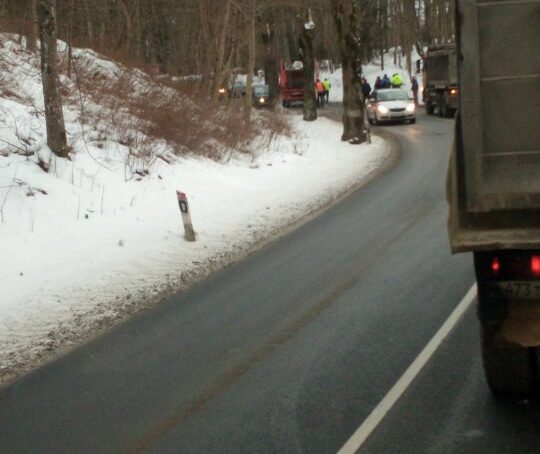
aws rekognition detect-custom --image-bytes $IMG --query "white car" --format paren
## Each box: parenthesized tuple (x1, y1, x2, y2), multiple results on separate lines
(366, 89, 416, 125)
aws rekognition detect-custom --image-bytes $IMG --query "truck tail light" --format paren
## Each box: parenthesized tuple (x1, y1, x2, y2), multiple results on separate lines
(531, 256, 540, 276)
(491, 257, 500, 274)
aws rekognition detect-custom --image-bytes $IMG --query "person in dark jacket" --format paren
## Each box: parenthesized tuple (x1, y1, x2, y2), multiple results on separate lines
(361, 77, 372, 102)
(382, 74, 391, 88)
(374, 76, 383, 89)
(411, 76, 419, 105)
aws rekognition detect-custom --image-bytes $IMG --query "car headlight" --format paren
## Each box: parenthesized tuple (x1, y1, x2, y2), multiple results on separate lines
(259, 97, 265, 103)
(406, 103, 415, 112)
(218, 88, 226, 94)
(377, 105, 389, 114)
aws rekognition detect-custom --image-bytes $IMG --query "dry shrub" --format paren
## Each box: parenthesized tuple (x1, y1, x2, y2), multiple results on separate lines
(57, 50, 292, 164)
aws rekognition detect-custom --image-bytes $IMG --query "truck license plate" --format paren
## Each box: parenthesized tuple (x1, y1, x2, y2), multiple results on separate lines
(497, 281, 540, 298)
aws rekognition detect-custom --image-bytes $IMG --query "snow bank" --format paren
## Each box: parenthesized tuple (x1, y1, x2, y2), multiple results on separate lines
(0, 35, 392, 383)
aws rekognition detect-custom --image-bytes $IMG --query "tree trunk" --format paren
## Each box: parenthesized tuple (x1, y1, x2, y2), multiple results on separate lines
(27, 0, 38, 52)
(300, 10, 317, 122)
(263, 19, 279, 106)
(403, 0, 416, 76)
(212, 0, 232, 99)
(37, 0, 68, 159)
(332, 0, 366, 143)
(244, 0, 256, 114)
(378, 0, 386, 70)
(83, 0, 94, 45)
(117, 0, 133, 54)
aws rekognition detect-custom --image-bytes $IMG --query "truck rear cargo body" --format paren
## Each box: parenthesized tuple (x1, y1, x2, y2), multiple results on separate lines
(423, 44, 459, 117)
(448, 0, 540, 395)
(449, 0, 540, 251)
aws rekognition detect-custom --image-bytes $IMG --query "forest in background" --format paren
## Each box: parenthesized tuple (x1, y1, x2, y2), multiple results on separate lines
(1, 0, 455, 92)
(0, 0, 455, 157)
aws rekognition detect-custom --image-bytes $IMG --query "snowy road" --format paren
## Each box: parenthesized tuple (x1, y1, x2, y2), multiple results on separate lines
(3, 113, 536, 453)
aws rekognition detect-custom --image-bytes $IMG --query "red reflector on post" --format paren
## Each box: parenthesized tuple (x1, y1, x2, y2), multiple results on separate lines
(531, 256, 540, 275)
(491, 257, 500, 274)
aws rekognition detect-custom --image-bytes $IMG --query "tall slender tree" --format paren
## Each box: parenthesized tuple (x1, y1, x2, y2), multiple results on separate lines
(332, 0, 366, 143)
(300, 8, 317, 121)
(37, 0, 68, 160)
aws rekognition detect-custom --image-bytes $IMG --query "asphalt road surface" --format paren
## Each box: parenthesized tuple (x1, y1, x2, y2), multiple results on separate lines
(3, 109, 539, 453)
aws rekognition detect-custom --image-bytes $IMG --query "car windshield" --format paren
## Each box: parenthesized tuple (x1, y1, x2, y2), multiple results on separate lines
(376, 90, 409, 101)
(253, 85, 269, 96)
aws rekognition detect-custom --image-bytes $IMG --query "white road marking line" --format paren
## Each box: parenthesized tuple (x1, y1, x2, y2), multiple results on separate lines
(337, 284, 477, 454)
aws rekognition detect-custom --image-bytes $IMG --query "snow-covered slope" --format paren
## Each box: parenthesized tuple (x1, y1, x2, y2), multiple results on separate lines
(0, 34, 391, 384)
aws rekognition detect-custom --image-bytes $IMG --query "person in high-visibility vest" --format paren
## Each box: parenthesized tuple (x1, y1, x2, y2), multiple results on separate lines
(391, 73, 403, 88)
(322, 78, 331, 103)
(315, 79, 325, 107)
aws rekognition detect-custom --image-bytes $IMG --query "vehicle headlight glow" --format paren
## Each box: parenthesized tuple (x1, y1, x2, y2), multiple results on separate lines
(377, 105, 389, 114)
(218, 88, 226, 94)
(259, 97, 265, 103)
(406, 103, 416, 112)
(450, 88, 458, 95)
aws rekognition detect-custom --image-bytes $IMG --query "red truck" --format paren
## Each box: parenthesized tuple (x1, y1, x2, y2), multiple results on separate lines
(279, 61, 305, 107)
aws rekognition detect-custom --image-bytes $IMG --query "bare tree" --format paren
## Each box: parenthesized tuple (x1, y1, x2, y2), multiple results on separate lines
(332, 0, 366, 143)
(37, 0, 68, 160)
(244, 0, 256, 114)
(300, 8, 317, 121)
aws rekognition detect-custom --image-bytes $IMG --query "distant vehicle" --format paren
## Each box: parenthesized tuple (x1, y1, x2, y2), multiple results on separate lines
(279, 61, 305, 107)
(228, 78, 246, 98)
(217, 86, 227, 100)
(421, 44, 458, 117)
(366, 89, 416, 125)
(252, 84, 270, 108)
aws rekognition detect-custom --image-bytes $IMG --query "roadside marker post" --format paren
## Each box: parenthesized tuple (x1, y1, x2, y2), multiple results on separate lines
(176, 190, 196, 242)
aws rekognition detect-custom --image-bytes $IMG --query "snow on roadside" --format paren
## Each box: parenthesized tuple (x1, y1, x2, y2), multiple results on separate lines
(0, 35, 392, 383)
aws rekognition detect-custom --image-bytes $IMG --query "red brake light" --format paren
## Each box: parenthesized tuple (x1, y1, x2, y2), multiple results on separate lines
(531, 256, 540, 275)
(491, 257, 500, 274)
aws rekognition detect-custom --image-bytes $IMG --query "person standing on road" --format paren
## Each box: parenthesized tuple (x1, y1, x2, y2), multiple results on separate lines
(315, 79, 325, 107)
(411, 76, 419, 105)
(323, 78, 331, 104)
(361, 77, 372, 103)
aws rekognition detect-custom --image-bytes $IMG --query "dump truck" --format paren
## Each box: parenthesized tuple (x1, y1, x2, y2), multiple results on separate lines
(422, 43, 458, 117)
(279, 61, 305, 107)
(448, 0, 540, 395)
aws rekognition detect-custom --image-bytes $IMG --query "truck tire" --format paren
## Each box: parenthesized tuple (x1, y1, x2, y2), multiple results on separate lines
(425, 101, 435, 115)
(480, 324, 536, 396)
(437, 94, 446, 117)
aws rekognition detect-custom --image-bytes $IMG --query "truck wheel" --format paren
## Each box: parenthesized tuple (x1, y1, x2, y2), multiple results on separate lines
(480, 324, 536, 396)
(425, 101, 434, 115)
(437, 95, 445, 117)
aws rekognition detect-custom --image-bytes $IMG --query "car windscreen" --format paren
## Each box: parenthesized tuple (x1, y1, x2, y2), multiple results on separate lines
(253, 85, 269, 96)
(376, 90, 409, 101)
